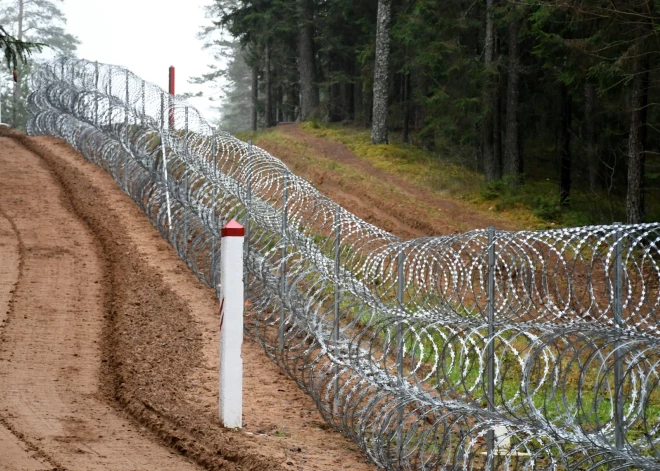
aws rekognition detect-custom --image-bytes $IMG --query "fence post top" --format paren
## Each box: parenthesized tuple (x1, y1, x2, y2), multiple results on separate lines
(221, 219, 245, 237)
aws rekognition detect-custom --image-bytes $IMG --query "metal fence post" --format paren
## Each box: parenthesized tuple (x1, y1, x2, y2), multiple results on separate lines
(160, 93, 165, 131)
(160, 132, 172, 233)
(124, 69, 129, 147)
(396, 248, 405, 458)
(613, 222, 624, 451)
(94, 61, 99, 127)
(182, 106, 189, 259)
(184, 106, 189, 146)
(108, 67, 112, 128)
(244, 141, 253, 302)
(279, 172, 289, 354)
(168, 87, 173, 130)
(211, 130, 218, 282)
(333, 205, 341, 415)
(141, 80, 146, 125)
(487, 226, 496, 471)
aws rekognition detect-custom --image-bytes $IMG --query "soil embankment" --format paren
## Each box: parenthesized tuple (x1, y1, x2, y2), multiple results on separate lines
(256, 123, 518, 238)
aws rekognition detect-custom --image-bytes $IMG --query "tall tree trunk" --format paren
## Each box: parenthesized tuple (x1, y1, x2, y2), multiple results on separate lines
(283, 87, 291, 122)
(346, 81, 355, 120)
(276, 83, 283, 123)
(345, 59, 355, 120)
(503, 17, 521, 184)
(354, 76, 364, 123)
(494, 67, 503, 178)
(482, 0, 497, 181)
(12, 0, 24, 128)
(264, 41, 272, 128)
(626, 52, 650, 224)
(402, 70, 411, 144)
(273, 64, 281, 124)
(366, 83, 373, 125)
(251, 65, 258, 131)
(329, 61, 342, 121)
(559, 84, 572, 208)
(584, 83, 598, 192)
(371, 0, 391, 145)
(297, 0, 319, 121)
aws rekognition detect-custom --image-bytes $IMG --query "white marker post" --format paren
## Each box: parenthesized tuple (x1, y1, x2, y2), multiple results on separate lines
(219, 219, 245, 428)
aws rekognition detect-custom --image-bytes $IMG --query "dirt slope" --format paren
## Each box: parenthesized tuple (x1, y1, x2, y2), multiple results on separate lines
(0, 130, 376, 471)
(256, 123, 519, 238)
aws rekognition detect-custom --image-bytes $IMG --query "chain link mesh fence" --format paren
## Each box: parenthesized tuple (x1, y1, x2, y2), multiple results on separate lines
(26, 57, 660, 471)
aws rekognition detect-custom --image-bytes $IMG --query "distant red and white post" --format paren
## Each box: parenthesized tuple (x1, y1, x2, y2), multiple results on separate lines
(219, 219, 245, 428)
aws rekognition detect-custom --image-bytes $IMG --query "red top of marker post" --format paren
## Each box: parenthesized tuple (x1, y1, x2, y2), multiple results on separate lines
(221, 219, 245, 237)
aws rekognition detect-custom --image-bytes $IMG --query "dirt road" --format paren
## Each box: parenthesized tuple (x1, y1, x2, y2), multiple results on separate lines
(0, 132, 375, 471)
(0, 136, 201, 470)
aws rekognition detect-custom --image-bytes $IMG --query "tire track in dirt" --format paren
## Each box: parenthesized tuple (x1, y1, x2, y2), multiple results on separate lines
(0, 209, 56, 471)
(0, 207, 24, 328)
(2, 129, 376, 471)
(0, 416, 62, 471)
(0, 207, 23, 354)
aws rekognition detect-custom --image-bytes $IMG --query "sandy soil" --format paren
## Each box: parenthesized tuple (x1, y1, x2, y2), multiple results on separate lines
(0, 130, 376, 471)
(257, 123, 519, 239)
(0, 136, 201, 471)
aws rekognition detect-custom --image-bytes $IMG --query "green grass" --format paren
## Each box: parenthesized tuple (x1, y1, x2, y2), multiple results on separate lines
(302, 122, 485, 201)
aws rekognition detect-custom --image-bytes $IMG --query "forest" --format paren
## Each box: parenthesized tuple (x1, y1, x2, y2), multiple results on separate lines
(201, 0, 660, 226)
(2, 0, 659, 226)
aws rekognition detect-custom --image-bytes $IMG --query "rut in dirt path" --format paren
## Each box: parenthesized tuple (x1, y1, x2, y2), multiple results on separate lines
(0, 206, 54, 471)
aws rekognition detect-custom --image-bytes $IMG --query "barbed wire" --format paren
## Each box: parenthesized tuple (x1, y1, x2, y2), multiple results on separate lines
(27, 57, 660, 471)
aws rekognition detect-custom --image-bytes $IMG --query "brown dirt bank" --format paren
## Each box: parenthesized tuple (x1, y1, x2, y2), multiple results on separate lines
(255, 123, 518, 239)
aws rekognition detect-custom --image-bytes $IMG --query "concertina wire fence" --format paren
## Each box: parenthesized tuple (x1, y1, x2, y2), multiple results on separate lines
(26, 57, 660, 471)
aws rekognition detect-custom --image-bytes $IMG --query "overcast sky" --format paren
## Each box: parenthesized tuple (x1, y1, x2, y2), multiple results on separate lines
(62, 0, 219, 119)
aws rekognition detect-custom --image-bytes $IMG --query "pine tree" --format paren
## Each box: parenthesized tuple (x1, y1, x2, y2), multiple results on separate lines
(297, 0, 318, 120)
(371, 0, 391, 144)
(503, 9, 523, 184)
(0, 0, 79, 129)
(0, 25, 43, 70)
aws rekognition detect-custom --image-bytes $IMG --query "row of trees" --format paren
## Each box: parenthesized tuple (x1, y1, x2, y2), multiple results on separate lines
(0, 0, 79, 127)
(199, 0, 660, 224)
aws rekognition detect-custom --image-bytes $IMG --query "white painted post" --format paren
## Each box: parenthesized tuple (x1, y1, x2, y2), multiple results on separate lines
(219, 219, 245, 428)
(160, 136, 172, 232)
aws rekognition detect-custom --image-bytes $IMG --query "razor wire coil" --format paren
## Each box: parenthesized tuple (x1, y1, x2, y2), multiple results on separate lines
(26, 57, 660, 471)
